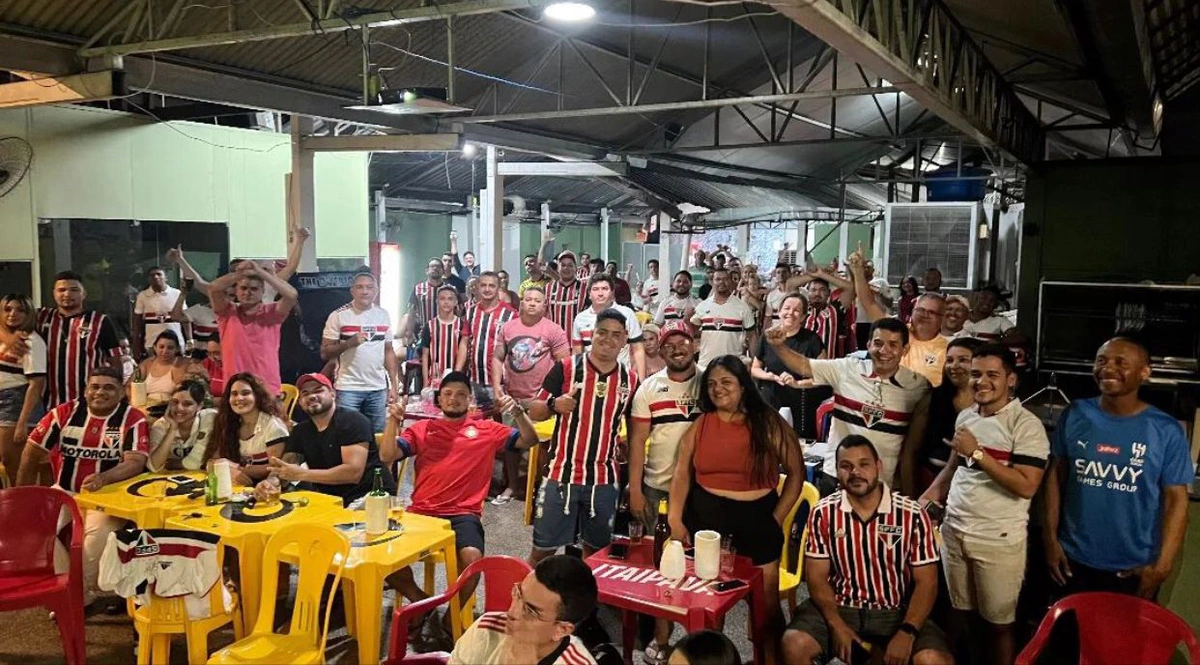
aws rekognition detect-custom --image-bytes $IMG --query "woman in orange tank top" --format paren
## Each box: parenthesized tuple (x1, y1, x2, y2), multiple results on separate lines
(667, 354, 805, 662)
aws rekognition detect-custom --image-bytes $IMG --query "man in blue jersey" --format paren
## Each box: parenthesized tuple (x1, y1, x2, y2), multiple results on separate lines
(1043, 334, 1192, 600)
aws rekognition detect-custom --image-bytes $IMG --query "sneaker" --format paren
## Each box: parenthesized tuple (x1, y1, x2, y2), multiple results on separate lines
(643, 641, 669, 665)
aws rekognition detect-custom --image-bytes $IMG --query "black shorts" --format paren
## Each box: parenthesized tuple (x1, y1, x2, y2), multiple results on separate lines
(683, 483, 783, 566)
(447, 514, 486, 553)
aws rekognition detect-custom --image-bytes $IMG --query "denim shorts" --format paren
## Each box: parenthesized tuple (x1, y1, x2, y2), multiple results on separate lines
(0, 385, 40, 426)
(532, 479, 619, 551)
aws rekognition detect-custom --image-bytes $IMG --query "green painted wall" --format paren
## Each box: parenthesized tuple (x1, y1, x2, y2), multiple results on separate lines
(0, 105, 368, 264)
(384, 210, 452, 308)
(808, 223, 874, 266)
(518, 223, 620, 265)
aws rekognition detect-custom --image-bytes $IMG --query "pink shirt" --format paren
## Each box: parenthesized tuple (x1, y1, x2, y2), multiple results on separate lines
(217, 302, 287, 394)
(497, 317, 570, 399)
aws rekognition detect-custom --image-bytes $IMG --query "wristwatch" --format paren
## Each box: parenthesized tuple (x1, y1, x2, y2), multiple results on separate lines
(547, 395, 557, 412)
(897, 622, 920, 637)
(970, 449, 985, 462)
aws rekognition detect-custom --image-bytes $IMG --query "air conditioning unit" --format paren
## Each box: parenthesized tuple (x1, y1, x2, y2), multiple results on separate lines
(881, 202, 983, 289)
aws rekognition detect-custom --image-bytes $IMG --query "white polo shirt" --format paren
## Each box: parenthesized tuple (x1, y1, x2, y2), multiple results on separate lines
(944, 399, 1049, 542)
(572, 303, 644, 369)
(186, 305, 218, 345)
(322, 303, 394, 391)
(135, 286, 185, 350)
(654, 293, 699, 325)
(962, 315, 1014, 341)
(631, 367, 702, 491)
(809, 357, 931, 484)
(690, 295, 756, 366)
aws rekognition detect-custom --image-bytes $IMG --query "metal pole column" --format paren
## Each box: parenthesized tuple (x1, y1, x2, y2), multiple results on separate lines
(601, 207, 611, 263)
(290, 116, 317, 272)
(485, 145, 504, 269)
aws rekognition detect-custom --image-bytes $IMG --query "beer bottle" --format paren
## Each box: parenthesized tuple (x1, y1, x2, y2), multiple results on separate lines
(653, 499, 670, 567)
(365, 468, 390, 536)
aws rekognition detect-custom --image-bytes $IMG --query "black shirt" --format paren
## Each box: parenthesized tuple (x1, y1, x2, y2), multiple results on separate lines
(445, 274, 467, 294)
(285, 407, 397, 505)
(698, 283, 713, 300)
(921, 383, 964, 467)
(755, 328, 824, 376)
(755, 328, 826, 439)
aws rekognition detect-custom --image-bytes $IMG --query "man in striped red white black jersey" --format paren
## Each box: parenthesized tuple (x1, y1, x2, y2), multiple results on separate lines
(419, 284, 467, 387)
(464, 272, 516, 411)
(528, 309, 638, 562)
(544, 252, 586, 333)
(18, 366, 149, 606)
(3, 271, 123, 410)
(652, 271, 699, 328)
(448, 555, 599, 664)
(783, 435, 951, 665)
(402, 258, 448, 343)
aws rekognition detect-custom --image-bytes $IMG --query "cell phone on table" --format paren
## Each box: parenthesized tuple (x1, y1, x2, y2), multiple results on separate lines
(609, 542, 629, 560)
(168, 474, 195, 484)
(710, 579, 748, 594)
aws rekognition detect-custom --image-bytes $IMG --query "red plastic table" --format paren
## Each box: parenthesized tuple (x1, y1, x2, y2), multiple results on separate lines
(586, 539, 767, 665)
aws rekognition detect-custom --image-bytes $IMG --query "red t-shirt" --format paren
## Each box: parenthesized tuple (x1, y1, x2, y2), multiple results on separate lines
(202, 357, 224, 396)
(217, 302, 287, 395)
(400, 418, 518, 517)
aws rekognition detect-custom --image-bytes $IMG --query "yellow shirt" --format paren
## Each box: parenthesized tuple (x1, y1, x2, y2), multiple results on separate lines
(517, 277, 548, 298)
(902, 330, 948, 387)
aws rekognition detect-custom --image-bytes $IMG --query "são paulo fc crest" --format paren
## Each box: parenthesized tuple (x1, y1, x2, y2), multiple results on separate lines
(860, 403, 886, 428)
(464, 425, 478, 439)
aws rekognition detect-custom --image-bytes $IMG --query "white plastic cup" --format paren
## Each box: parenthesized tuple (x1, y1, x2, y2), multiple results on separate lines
(694, 530, 721, 580)
(130, 381, 148, 408)
(214, 459, 233, 500)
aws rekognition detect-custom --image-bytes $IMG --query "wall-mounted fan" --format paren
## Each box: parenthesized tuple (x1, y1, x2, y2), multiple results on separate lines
(0, 137, 33, 198)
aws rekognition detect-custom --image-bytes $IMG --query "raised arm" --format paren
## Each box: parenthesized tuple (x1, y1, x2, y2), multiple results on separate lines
(275, 226, 310, 282)
(253, 263, 299, 317)
(168, 246, 212, 297)
(208, 270, 241, 315)
(764, 325, 814, 377)
(846, 251, 886, 322)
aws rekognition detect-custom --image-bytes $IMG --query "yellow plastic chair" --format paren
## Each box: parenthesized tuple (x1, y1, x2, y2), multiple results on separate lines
(524, 417, 557, 526)
(279, 384, 299, 422)
(778, 481, 821, 613)
(131, 546, 240, 665)
(207, 524, 350, 665)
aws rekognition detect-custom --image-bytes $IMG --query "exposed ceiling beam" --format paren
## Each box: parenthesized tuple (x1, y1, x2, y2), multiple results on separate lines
(458, 86, 897, 124)
(760, 0, 1045, 165)
(78, 0, 557, 58)
(149, 101, 260, 121)
(625, 131, 960, 155)
(496, 161, 628, 176)
(300, 133, 462, 152)
(0, 70, 121, 108)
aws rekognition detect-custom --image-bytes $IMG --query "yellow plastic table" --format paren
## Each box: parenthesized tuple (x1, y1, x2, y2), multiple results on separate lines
(75, 471, 208, 528)
(163, 491, 343, 631)
(276, 507, 462, 665)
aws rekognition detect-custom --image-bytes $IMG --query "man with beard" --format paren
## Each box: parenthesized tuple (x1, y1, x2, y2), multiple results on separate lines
(465, 272, 517, 412)
(210, 261, 298, 397)
(1044, 335, 1191, 600)
(768, 318, 930, 496)
(529, 310, 638, 562)
(19, 367, 149, 607)
(254, 373, 395, 506)
(628, 323, 701, 665)
(491, 287, 570, 505)
(577, 252, 594, 280)
(920, 345, 1048, 665)
(654, 271, 699, 327)
(849, 253, 948, 387)
(783, 436, 951, 665)
(519, 255, 550, 298)
(690, 267, 757, 366)
(322, 271, 400, 433)
(923, 267, 943, 294)
(941, 295, 970, 338)
(572, 274, 646, 378)
(545, 252, 587, 332)
(378, 372, 540, 638)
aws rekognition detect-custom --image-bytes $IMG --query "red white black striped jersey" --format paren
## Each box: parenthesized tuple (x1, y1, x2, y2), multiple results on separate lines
(805, 486, 940, 610)
(537, 355, 639, 486)
(186, 305, 219, 344)
(28, 399, 149, 494)
(803, 303, 843, 361)
(421, 316, 464, 382)
(653, 294, 700, 325)
(407, 281, 441, 326)
(545, 279, 586, 332)
(37, 308, 121, 409)
(464, 302, 515, 385)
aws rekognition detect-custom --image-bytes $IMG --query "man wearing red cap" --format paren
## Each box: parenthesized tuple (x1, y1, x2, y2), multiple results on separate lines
(254, 372, 395, 506)
(628, 322, 701, 664)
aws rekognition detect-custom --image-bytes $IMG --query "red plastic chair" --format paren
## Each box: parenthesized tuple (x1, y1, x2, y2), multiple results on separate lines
(1016, 592, 1200, 665)
(383, 555, 533, 665)
(0, 486, 86, 665)
(815, 398, 835, 441)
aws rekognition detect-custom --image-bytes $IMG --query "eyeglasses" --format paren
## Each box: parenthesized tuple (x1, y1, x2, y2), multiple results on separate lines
(912, 306, 944, 318)
(511, 583, 557, 623)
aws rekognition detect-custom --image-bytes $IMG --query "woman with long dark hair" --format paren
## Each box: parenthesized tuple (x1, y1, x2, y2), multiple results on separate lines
(149, 379, 216, 472)
(916, 337, 983, 494)
(204, 372, 288, 485)
(898, 275, 921, 323)
(0, 294, 45, 486)
(668, 355, 804, 657)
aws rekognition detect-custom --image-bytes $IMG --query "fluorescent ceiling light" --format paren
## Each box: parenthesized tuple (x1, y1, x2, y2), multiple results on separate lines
(543, 2, 595, 21)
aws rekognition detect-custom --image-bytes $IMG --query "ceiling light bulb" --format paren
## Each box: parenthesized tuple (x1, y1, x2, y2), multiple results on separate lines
(543, 2, 595, 21)
(462, 143, 477, 157)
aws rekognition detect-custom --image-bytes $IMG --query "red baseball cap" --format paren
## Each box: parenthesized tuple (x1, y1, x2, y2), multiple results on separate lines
(659, 322, 694, 344)
(295, 373, 333, 391)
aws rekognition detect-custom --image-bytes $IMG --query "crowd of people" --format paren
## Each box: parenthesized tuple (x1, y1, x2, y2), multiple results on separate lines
(0, 228, 1191, 665)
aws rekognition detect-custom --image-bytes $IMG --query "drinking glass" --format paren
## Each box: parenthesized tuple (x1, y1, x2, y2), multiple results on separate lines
(721, 535, 736, 574)
(628, 520, 644, 545)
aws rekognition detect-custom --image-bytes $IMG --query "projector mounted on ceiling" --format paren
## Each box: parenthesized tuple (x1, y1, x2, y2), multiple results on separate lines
(347, 87, 471, 115)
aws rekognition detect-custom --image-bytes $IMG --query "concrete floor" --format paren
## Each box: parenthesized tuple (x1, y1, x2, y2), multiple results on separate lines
(0, 469, 773, 665)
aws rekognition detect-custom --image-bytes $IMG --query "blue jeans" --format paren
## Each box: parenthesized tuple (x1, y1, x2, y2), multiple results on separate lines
(336, 389, 387, 433)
